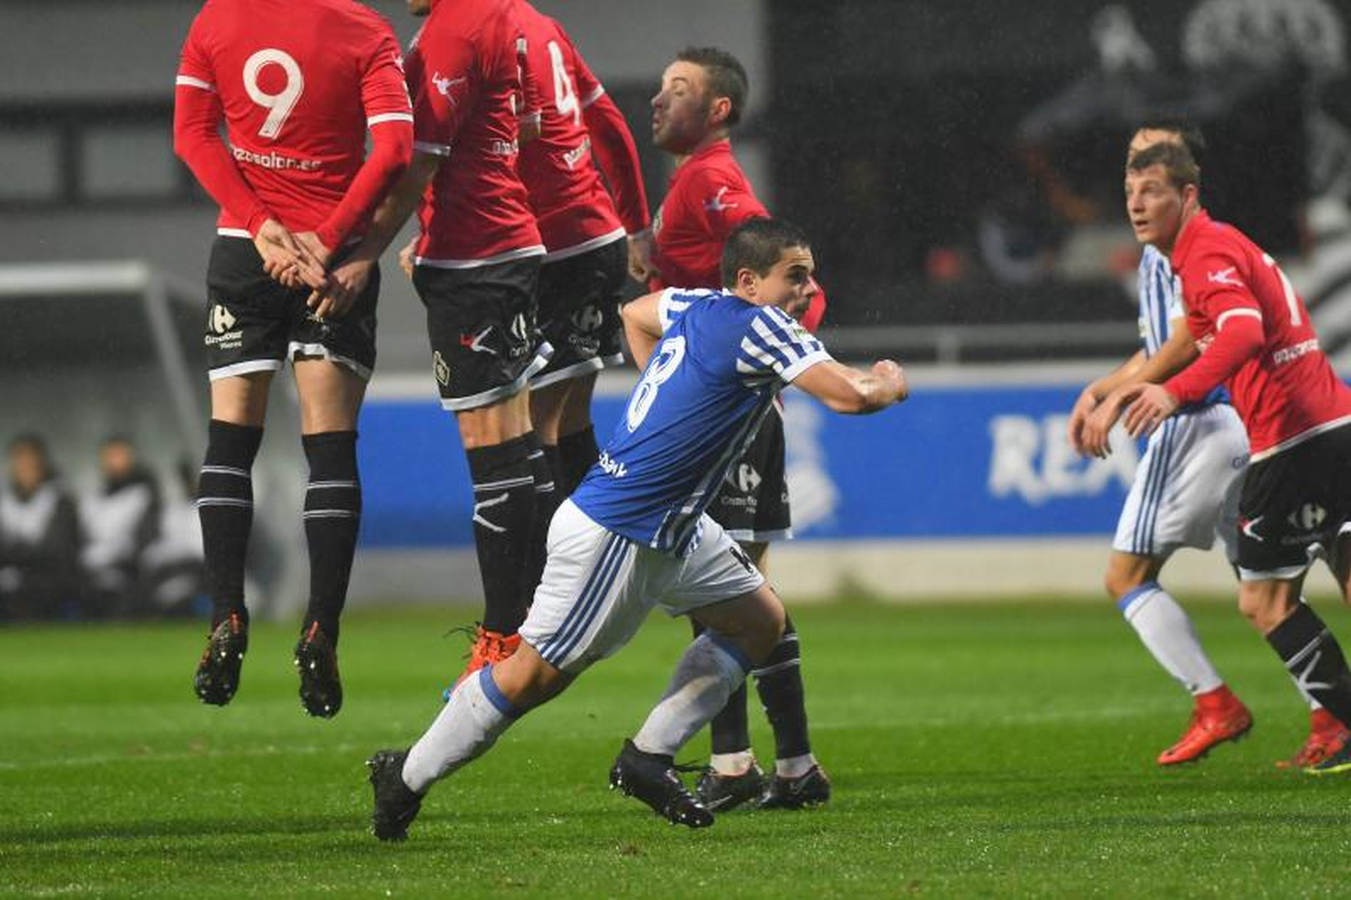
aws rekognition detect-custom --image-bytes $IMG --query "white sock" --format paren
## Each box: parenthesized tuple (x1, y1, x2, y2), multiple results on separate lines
(1118, 581, 1222, 695)
(401, 666, 519, 794)
(776, 753, 817, 779)
(710, 750, 756, 776)
(633, 633, 750, 758)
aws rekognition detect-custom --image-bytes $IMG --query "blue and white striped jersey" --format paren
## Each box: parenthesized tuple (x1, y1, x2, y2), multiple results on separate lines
(1138, 245, 1227, 406)
(571, 288, 832, 556)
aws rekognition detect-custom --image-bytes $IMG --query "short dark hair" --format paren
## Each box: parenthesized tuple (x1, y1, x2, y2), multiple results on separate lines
(675, 46, 748, 126)
(1127, 140, 1202, 191)
(7, 432, 48, 457)
(720, 217, 811, 287)
(1131, 120, 1207, 168)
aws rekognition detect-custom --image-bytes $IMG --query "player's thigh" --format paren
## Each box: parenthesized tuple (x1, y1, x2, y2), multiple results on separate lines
(531, 238, 627, 394)
(209, 371, 274, 427)
(558, 372, 599, 436)
(455, 390, 532, 449)
(292, 358, 366, 434)
(412, 258, 545, 423)
(203, 236, 292, 401)
(518, 500, 654, 674)
(527, 378, 573, 444)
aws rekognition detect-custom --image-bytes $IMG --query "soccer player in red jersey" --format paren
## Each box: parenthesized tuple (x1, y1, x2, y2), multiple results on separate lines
(645, 47, 829, 810)
(173, 0, 413, 717)
(515, 1, 652, 503)
(313, 0, 550, 683)
(1119, 141, 1351, 772)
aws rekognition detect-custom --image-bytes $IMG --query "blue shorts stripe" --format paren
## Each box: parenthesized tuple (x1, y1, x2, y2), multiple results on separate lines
(1132, 428, 1166, 553)
(1141, 421, 1176, 553)
(544, 538, 630, 665)
(536, 533, 622, 661)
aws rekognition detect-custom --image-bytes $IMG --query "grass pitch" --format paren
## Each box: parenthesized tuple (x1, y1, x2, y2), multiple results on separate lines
(3, 598, 1350, 897)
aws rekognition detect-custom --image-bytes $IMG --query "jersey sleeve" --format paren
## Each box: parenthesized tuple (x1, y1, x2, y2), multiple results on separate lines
(658, 288, 702, 333)
(313, 26, 414, 250)
(406, 29, 477, 157)
(172, 18, 273, 234)
(688, 166, 769, 245)
(1184, 246, 1264, 333)
(738, 305, 832, 383)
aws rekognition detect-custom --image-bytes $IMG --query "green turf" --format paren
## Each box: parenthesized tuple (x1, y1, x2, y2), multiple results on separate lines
(3, 598, 1350, 898)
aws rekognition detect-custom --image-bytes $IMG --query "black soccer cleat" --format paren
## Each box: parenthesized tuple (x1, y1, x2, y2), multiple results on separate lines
(608, 739, 713, 828)
(295, 622, 342, 718)
(694, 760, 766, 812)
(367, 749, 423, 841)
(758, 764, 832, 810)
(193, 612, 248, 706)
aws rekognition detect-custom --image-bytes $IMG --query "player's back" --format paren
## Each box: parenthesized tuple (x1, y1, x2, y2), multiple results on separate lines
(1175, 211, 1351, 454)
(179, 0, 406, 233)
(572, 289, 826, 555)
(514, 4, 622, 257)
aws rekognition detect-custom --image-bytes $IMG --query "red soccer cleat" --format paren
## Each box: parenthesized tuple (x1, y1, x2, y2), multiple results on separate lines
(456, 625, 521, 686)
(1156, 686, 1253, 766)
(1276, 708, 1351, 769)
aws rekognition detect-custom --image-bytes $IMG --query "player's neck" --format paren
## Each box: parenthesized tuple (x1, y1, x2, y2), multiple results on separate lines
(1158, 205, 1200, 257)
(673, 130, 730, 168)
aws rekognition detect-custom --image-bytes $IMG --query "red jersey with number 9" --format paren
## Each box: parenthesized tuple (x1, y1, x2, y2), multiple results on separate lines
(1171, 209, 1351, 458)
(175, 0, 412, 241)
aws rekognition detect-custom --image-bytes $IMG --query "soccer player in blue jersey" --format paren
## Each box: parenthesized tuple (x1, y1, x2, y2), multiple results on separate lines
(1069, 124, 1345, 768)
(365, 218, 906, 837)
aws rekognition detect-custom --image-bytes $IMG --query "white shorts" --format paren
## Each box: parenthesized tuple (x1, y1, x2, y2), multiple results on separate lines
(519, 500, 766, 674)
(1112, 403, 1249, 561)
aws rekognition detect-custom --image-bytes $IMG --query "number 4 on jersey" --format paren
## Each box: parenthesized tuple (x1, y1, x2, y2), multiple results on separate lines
(548, 40, 580, 126)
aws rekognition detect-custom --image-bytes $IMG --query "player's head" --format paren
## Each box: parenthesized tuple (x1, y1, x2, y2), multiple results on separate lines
(652, 47, 748, 153)
(722, 218, 817, 313)
(1124, 140, 1202, 252)
(406, 0, 432, 17)
(1127, 120, 1206, 166)
(7, 433, 53, 493)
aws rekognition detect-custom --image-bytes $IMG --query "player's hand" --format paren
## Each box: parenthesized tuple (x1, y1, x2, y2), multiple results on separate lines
(273, 231, 336, 290)
(254, 219, 327, 290)
(1067, 389, 1097, 456)
(307, 258, 373, 320)
(1082, 390, 1130, 458)
(627, 229, 656, 283)
(398, 235, 418, 280)
(872, 359, 908, 404)
(1122, 383, 1179, 438)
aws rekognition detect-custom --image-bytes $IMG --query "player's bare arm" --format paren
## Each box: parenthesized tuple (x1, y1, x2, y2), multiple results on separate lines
(620, 291, 664, 369)
(307, 151, 442, 314)
(792, 359, 907, 414)
(1081, 323, 1199, 457)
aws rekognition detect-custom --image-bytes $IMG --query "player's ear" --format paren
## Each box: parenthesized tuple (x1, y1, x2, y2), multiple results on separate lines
(707, 95, 732, 128)
(735, 266, 758, 297)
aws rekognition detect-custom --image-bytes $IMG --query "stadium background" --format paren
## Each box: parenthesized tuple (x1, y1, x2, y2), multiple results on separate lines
(3, 0, 1351, 616)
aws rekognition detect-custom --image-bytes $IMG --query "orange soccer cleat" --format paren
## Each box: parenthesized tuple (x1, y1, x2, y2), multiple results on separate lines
(1156, 686, 1253, 766)
(1277, 708, 1351, 769)
(441, 625, 522, 701)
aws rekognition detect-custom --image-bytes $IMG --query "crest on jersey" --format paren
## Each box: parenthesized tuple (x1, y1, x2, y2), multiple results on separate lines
(704, 185, 738, 213)
(210, 304, 237, 335)
(431, 71, 468, 106)
(433, 351, 450, 386)
(1207, 267, 1243, 287)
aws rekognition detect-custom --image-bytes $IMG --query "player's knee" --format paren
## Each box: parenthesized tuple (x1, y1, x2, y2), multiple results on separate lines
(1237, 581, 1297, 633)
(746, 594, 786, 664)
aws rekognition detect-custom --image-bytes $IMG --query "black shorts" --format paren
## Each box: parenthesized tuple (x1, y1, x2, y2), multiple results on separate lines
(1237, 423, 1351, 579)
(411, 256, 550, 411)
(531, 237, 627, 389)
(204, 236, 379, 381)
(708, 405, 792, 543)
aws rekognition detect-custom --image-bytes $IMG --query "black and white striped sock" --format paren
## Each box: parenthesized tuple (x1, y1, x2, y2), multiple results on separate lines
(301, 430, 361, 644)
(197, 419, 263, 628)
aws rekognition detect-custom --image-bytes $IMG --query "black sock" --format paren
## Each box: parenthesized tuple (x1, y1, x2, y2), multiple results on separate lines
(300, 430, 360, 645)
(755, 613, 812, 759)
(522, 433, 561, 610)
(466, 435, 537, 635)
(1268, 603, 1351, 728)
(557, 425, 599, 496)
(198, 419, 263, 628)
(693, 618, 752, 754)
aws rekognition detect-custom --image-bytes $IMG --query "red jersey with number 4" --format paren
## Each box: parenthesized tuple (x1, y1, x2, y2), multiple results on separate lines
(175, 0, 412, 245)
(1171, 209, 1351, 458)
(650, 139, 826, 329)
(515, 4, 624, 260)
(405, 0, 543, 267)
